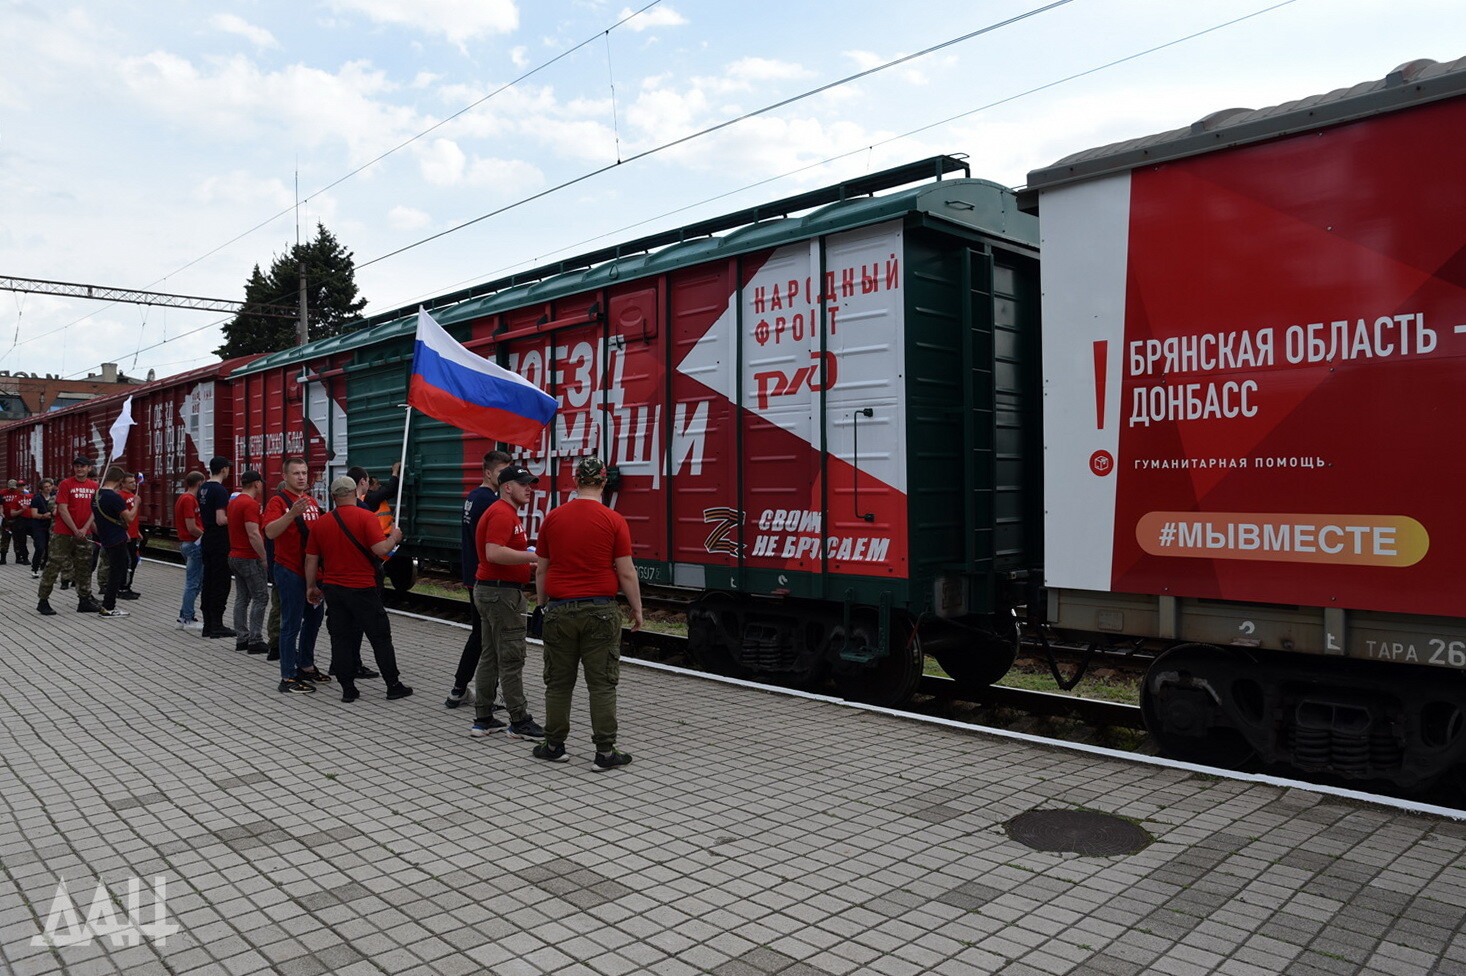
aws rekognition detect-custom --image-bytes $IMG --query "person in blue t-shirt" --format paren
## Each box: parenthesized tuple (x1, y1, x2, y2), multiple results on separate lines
(197, 456, 236, 638)
(445, 450, 512, 709)
(92, 466, 135, 618)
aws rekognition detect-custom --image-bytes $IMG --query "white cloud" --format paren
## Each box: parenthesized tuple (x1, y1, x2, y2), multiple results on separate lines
(192, 171, 294, 209)
(510, 46, 529, 68)
(388, 205, 431, 230)
(117, 53, 421, 162)
(694, 57, 812, 94)
(209, 14, 280, 50)
(410, 71, 441, 89)
(329, 0, 519, 46)
(416, 138, 467, 185)
(619, 5, 686, 31)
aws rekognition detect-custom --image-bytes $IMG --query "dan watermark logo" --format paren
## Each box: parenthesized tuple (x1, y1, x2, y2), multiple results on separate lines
(31, 876, 180, 948)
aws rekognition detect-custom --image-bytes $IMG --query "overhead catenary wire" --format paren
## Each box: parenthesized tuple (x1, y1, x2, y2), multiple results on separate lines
(59, 0, 1303, 378)
(14, 0, 672, 353)
(358, 0, 1079, 270)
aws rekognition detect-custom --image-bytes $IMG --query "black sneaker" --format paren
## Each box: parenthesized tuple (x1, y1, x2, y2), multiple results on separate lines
(278, 679, 316, 695)
(469, 717, 507, 737)
(247, 642, 269, 655)
(207, 626, 238, 639)
(356, 667, 380, 680)
(266, 648, 281, 662)
(76, 599, 101, 613)
(506, 718, 546, 741)
(341, 683, 360, 703)
(235, 640, 251, 653)
(385, 683, 413, 700)
(444, 686, 472, 709)
(592, 749, 633, 772)
(37, 600, 56, 616)
(297, 669, 332, 684)
(117, 590, 140, 601)
(532, 742, 569, 763)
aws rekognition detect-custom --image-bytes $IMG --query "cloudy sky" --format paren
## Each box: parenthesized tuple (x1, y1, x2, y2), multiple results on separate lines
(1, 0, 1462, 382)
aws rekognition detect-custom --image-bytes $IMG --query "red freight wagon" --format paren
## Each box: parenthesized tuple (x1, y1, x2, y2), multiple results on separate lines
(237, 158, 1043, 705)
(4, 356, 259, 533)
(228, 351, 352, 500)
(1024, 56, 1466, 785)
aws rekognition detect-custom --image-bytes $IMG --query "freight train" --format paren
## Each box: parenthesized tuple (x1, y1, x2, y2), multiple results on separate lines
(8, 56, 1465, 789)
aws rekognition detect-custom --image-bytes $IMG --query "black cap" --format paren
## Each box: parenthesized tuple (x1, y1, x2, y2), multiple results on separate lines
(240, 470, 263, 486)
(209, 456, 232, 475)
(498, 464, 539, 486)
(72, 455, 92, 466)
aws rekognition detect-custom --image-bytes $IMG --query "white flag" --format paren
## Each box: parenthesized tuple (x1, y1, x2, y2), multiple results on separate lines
(108, 395, 136, 461)
(29, 425, 43, 476)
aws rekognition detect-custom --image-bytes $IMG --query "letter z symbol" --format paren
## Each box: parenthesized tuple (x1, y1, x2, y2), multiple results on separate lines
(702, 507, 743, 556)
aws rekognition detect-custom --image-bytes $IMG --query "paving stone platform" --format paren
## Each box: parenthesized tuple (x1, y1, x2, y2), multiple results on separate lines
(1, 560, 1464, 976)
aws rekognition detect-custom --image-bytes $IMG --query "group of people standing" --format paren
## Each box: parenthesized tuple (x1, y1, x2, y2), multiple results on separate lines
(31, 457, 146, 617)
(20, 449, 643, 770)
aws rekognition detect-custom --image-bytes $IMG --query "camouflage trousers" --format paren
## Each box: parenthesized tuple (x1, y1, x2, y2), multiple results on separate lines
(37, 534, 94, 603)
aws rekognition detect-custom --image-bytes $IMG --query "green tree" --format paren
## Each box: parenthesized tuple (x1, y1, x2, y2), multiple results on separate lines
(215, 223, 368, 358)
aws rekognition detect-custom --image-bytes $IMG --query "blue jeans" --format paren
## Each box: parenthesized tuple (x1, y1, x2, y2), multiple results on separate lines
(275, 563, 324, 680)
(178, 540, 203, 621)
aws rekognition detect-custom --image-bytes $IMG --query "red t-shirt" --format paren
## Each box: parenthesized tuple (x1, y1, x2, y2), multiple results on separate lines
(305, 504, 384, 589)
(262, 489, 321, 576)
(227, 493, 263, 559)
(475, 498, 532, 584)
(119, 489, 141, 540)
(174, 492, 200, 542)
(54, 477, 97, 537)
(0, 488, 24, 518)
(538, 498, 632, 600)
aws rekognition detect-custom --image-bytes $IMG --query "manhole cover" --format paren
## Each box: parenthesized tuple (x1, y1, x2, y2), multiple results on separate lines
(1005, 809, 1152, 855)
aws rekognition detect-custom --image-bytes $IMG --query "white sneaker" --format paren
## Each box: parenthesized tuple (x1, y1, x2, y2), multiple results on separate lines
(182, 619, 204, 632)
(99, 607, 130, 618)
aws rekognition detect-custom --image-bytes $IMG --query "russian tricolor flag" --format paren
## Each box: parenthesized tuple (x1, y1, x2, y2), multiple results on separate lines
(407, 309, 557, 447)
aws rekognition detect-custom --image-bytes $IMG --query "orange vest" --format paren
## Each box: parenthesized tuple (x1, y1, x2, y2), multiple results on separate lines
(374, 501, 394, 534)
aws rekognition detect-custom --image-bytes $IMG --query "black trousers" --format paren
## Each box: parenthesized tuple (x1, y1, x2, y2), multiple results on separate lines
(29, 524, 48, 570)
(100, 544, 129, 610)
(324, 584, 401, 686)
(452, 600, 483, 690)
(201, 534, 231, 627)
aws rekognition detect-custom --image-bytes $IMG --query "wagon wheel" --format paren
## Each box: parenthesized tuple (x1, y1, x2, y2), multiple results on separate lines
(931, 613, 1018, 689)
(687, 597, 750, 679)
(831, 614, 923, 707)
(1140, 643, 1258, 770)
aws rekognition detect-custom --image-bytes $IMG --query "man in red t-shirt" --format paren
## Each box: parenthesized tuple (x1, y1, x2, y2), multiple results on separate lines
(227, 471, 269, 653)
(37, 456, 101, 615)
(469, 464, 544, 740)
(531, 456, 643, 769)
(305, 477, 412, 702)
(263, 456, 328, 691)
(1, 479, 28, 565)
(174, 471, 205, 629)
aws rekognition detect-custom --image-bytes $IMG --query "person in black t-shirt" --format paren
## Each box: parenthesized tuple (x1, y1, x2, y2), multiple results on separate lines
(197, 456, 236, 638)
(92, 466, 135, 618)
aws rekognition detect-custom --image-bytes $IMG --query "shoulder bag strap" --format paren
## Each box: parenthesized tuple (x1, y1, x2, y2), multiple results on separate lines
(331, 509, 384, 585)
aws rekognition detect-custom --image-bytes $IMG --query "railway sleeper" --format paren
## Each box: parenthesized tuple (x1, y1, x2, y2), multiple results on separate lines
(1141, 643, 1466, 789)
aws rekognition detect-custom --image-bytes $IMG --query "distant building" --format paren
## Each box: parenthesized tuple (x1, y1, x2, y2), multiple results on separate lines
(0, 363, 145, 421)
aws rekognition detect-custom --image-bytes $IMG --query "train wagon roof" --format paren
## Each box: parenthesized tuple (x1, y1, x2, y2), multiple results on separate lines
(1019, 55, 1466, 211)
(235, 158, 1037, 375)
(0, 354, 260, 435)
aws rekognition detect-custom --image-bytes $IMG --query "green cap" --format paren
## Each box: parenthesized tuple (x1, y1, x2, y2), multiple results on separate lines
(574, 456, 607, 485)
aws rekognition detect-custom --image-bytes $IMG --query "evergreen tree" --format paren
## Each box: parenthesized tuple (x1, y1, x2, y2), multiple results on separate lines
(216, 223, 368, 358)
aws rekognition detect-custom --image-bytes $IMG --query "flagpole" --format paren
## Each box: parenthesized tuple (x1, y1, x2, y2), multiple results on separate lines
(394, 404, 412, 531)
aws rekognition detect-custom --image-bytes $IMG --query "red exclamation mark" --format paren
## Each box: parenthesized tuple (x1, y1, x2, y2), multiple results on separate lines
(1093, 340, 1108, 430)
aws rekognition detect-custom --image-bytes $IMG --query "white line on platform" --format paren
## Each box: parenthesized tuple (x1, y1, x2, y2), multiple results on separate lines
(140, 557, 1464, 822)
